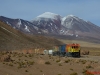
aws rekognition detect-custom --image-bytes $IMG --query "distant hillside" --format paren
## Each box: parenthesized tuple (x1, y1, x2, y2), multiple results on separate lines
(1, 13, 100, 43)
(0, 21, 63, 51)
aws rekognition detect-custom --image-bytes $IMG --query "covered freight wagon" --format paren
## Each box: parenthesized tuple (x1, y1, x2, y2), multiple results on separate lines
(53, 44, 66, 56)
(52, 45, 59, 56)
(58, 44, 66, 56)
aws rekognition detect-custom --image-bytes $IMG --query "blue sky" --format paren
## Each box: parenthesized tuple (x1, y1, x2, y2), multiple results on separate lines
(0, 0, 100, 26)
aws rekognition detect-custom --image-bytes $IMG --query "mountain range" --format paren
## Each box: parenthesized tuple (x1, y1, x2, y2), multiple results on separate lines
(0, 12, 100, 43)
(0, 21, 63, 50)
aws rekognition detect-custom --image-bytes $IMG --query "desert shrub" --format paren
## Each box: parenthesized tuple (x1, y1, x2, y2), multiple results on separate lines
(17, 60, 35, 69)
(3, 62, 5, 64)
(18, 58, 21, 61)
(85, 72, 94, 75)
(70, 68, 73, 71)
(81, 50, 89, 55)
(86, 65, 93, 69)
(95, 61, 98, 63)
(81, 60, 87, 64)
(65, 59, 70, 63)
(0, 55, 12, 62)
(82, 69, 94, 75)
(82, 69, 88, 75)
(90, 61, 93, 63)
(58, 74, 62, 75)
(28, 54, 33, 57)
(17, 63, 22, 69)
(40, 70, 43, 72)
(49, 55, 51, 57)
(28, 61, 34, 65)
(9, 63, 13, 66)
(25, 55, 28, 57)
(25, 70, 28, 72)
(13, 61, 17, 64)
(6, 63, 8, 65)
(56, 60, 60, 63)
(70, 72, 78, 75)
(45, 61, 51, 65)
(17, 61, 25, 68)
(59, 63, 62, 66)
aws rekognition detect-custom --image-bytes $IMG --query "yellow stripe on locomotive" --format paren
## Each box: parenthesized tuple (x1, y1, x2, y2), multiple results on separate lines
(66, 44, 80, 52)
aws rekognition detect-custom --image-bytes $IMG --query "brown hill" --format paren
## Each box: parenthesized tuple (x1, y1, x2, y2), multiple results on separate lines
(0, 21, 63, 51)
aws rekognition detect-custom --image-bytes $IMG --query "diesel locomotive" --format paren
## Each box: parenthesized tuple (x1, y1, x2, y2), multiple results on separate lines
(53, 43, 80, 57)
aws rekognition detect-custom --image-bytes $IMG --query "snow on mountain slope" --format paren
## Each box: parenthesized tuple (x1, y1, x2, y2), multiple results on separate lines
(36, 12, 61, 20)
(31, 12, 63, 34)
(0, 16, 38, 34)
(0, 12, 100, 40)
(61, 15, 100, 38)
(17, 19, 22, 28)
(61, 15, 84, 29)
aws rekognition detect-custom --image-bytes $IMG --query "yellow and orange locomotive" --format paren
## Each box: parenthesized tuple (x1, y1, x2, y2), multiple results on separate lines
(53, 43, 80, 57)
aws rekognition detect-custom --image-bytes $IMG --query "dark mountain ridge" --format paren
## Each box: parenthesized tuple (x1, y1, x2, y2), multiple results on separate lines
(0, 21, 63, 50)
(0, 12, 100, 43)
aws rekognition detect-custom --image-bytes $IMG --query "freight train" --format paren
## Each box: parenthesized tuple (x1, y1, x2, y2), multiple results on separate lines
(53, 44, 80, 57)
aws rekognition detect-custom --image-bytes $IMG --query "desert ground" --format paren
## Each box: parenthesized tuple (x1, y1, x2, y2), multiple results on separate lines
(0, 40, 100, 75)
(0, 51, 100, 75)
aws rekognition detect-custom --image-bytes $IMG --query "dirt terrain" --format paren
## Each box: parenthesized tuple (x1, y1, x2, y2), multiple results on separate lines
(0, 50, 100, 75)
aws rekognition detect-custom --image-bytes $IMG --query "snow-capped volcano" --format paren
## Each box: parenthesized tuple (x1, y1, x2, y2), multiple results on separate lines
(31, 12, 62, 34)
(36, 12, 62, 20)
